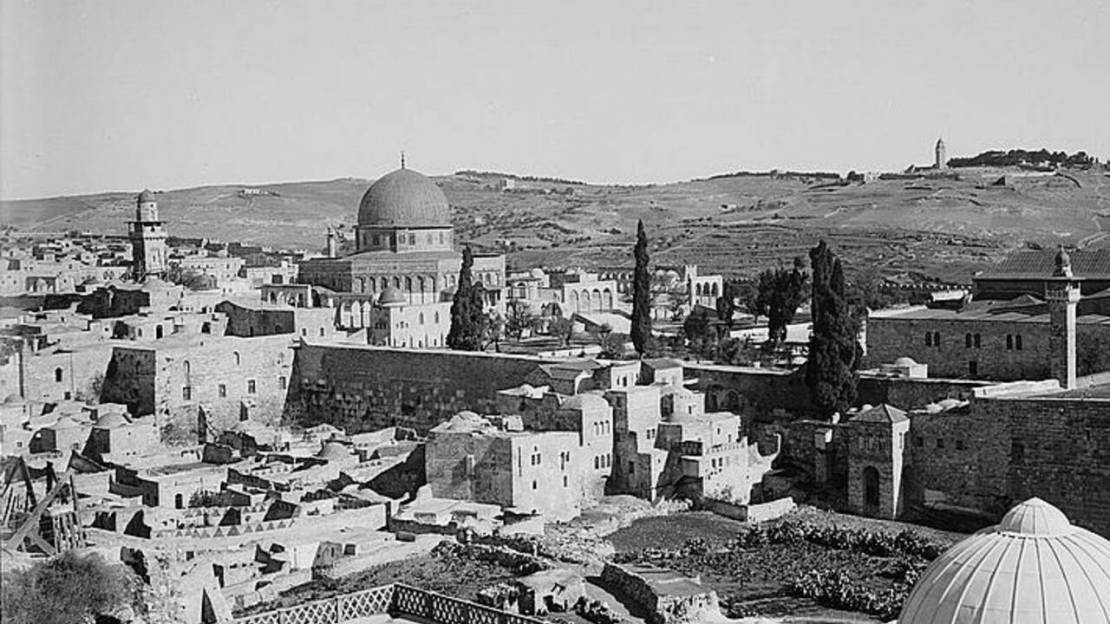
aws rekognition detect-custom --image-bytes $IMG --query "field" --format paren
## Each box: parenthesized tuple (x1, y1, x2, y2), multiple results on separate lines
(4, 167, 1109, 283)
(605, 508, 963, 622)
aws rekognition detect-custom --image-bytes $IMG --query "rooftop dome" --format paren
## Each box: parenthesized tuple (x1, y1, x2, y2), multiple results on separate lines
(316, 441, 351, 461)
(138, 189, 156, 203)
(94, 412, 129, 429)
(358, 168, 450, 228)
(1053, 245, 1073, 277)
(559, 393, 610, 412)
(378, 285, 406, 306)
(898, 498, 1110, 624)
(894, 357, 919, 367)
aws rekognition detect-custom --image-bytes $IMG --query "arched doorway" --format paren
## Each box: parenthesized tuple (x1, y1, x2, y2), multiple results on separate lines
(862, 466, 880, 512)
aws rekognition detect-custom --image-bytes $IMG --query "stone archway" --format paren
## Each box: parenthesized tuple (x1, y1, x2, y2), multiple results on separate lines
(863, 466, 881, 512)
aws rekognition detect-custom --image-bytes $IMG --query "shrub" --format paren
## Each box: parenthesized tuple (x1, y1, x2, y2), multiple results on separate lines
(0, 551, 139, 624)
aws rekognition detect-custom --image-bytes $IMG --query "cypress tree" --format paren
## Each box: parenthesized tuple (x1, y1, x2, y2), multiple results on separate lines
(805, 240, 858, 416)
(447, 246, 482, 350)
(630, 220, 652, 355)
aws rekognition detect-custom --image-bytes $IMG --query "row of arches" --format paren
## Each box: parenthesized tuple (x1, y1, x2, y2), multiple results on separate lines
(694, 282, 720, 298)
(568, 288, 614, 313)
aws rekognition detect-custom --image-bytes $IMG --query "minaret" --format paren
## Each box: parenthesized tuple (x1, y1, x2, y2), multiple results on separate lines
(325, 226, 338, 258)
(1046, 246, 1079, 388)
(129, 189, 168, 281)
(934, 138, 947, 169)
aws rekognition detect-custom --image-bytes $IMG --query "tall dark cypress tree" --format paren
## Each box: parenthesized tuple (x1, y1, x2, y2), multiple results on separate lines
(447, 246, 481, 350)
(631, 220, 652, 355)
(805, 240, 858, 416)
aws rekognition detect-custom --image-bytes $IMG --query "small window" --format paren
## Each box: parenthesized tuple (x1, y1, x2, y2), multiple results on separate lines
(563, 475, 568, 487)
(915, 436, 924, 447)
(247, 380, 256, 394)
(965, 333, 972, 348)
(319, 327, 325, 337)
(54, 367, 63, 383)
(218, 384, 227, 398)
(1011, 442, 1025, 463)
(936, 438, 945, 450)
(1006, 334, 1013, 350)
(933, 331, 940, 346)
(279, 376, 286, 390)
(955, 439, 966, 450)
(968, 360, 978, 377)
(925, 332, 932, 346)
(1016, 334, 1023, 350)
(182, 386, 192, 401)
(974, 334, 981, 348)
(532, 480, 537, 490)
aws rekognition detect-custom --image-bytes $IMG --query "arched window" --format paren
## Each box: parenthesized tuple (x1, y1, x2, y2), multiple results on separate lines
(925, 332, 932, 346)
(1006, 334, 1013, 349)
(974, 334, 981, 348)
(434, 311, 440, 324)
(183, 361, 190, 376)
(405, 276, 413, 291)
(933, 331, 940, 346)
(234, 351, 241, 366)
(155, 325, 164, 339)
(1015, 334, 1023, 350)
(965, 333, 972, 348)
(54, 367, 63, 383)
(418, 313, 424, 325)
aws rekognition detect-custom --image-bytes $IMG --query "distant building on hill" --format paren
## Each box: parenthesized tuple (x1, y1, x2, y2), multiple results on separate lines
(934, 137, 947, 169)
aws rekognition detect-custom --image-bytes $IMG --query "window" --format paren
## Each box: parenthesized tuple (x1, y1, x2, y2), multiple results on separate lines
(955, 439, 966, 450)
(915, 436, 924, 447)
(563, 475, 568, 487)
(247, 380, 256, 394)
(1011, 441, 1025, 463)
(279, 376, 286, 390)
(1016, 334, 1023, 350)
(925, 332, 932, 346)
(594, 456, 600, 469)
(183, 386, 192, 401)
(974, 333, 981, 348)
(408, 234, 416, 245)
(419, 313, 424, 325)
(968, 360, 978, 377)
(965, 333, 972, 348)
(532, 480, 537, 490)
(434, 311, 440, 324)
(319, 327, 325, 337)
(933, 331, 940, 346)
(1006, 334, 1013, 350)
(936, 438, 945, 450)
(54, 367, 63, 383)
(218, 384, 227, 398)
(234, 351, 241, 367)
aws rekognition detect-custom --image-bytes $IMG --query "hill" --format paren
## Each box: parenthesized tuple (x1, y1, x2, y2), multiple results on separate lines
(4, 168, 1109, 284)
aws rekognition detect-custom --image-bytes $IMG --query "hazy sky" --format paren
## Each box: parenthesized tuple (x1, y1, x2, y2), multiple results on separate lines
(1, 0, 1107, 200)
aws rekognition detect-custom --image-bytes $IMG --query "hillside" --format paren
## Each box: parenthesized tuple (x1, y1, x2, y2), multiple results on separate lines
(4, 168, 1109, 283)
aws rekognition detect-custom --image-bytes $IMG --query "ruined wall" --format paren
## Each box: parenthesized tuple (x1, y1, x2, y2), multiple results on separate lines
(857, 375, 989, 409)
(289, 345, 544, 433)
(686, 364, 815, 417)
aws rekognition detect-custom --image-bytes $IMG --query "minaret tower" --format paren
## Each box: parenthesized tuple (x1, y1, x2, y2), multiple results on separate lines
(129, 189, 168, 281)
(1046, 246, 1079, 388)
(325, 226, 338, 258)
(934, 138, 947, 169)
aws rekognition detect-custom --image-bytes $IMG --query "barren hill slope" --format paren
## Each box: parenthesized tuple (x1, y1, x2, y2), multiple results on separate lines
(3, 168, 1108, 282)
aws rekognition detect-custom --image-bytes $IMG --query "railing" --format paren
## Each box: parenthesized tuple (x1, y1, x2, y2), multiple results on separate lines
(233, 583, 544, 624)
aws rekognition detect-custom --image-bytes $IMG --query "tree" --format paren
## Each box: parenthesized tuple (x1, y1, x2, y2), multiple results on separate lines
(630, 220, 653, 355)
(447, 247, 485, 351)
(483, 311, 504, 352)
(752, 257, 810, 345)
(549, 316, 574, 346)
(505, 300, 535, 341)
(805, 240, 859, 417)
(163, 264, 210, 290)
(715, 282, 737, 328)
(1, 551, 139, 624)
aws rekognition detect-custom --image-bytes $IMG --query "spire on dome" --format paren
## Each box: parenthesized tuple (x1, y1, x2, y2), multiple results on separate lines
(1053, 245, 1073, 278)
(400, 151, 406, 170)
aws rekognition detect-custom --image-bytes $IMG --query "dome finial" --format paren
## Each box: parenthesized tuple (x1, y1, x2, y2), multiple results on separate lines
(400, 150, 406, 169)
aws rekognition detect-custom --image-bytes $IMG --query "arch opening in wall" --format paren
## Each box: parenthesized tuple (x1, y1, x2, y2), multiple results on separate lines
(862, 466, 880, 512)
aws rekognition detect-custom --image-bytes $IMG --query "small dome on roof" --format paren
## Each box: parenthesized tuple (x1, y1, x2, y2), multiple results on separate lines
(138, 189, 156, 203)
(316, 441, 351, 461)
(3, 394, 23, 405)
(560, 394, 609, 412)
(51, 415, 87, 430)
(894, 357, 918, 367)
(529, 268, 546, 279)
(898, 497, 1110, 624)
(94, 412, 129, 428)
(378, 285, 406, 305)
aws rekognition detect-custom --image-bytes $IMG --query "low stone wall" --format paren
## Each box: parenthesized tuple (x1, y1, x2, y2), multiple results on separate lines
(746, 497, 797, 523)
(599, 563, 719, 624)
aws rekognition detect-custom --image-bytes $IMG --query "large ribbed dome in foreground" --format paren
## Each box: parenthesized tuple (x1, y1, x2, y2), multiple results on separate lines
(899, 498, 1110, 624)
(357, 168, 450, 228)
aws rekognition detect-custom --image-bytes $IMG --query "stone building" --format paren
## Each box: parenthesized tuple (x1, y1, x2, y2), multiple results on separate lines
(297, 163, 506, 343)
(866, 249, 1110, 386)
(933, 137, 946, 169)
(972, 247, 1110, 300)
(846, 404, 910, 520)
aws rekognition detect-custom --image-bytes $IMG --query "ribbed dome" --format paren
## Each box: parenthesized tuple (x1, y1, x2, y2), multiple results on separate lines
(138, 189, 156, 203)
(94, 412, 129, 429)
(357, 168, 450, 228)
(898, 498, 1110, 624)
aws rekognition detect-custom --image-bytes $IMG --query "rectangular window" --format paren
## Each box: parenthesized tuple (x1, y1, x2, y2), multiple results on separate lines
(955, 439, 966, 450)
(279, 376, 286, 390)
(183, 386, 192, 401)
(936, 438, 945, 450)
(915, 436, 924, 447)
(1016, 334, 1023, 350)
(1011, 441, 1025, 463)
(218, 384, 227, 398)
(968, 360, 978, 377)
(247, 380, 256, 394)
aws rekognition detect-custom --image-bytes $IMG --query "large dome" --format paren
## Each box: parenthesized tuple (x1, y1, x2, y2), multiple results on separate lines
(898, 498, 1110, 623)
(357, 168, 450, 228)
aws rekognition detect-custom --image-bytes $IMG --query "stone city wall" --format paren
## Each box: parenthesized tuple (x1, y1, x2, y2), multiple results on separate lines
(289, 345, 544, 433)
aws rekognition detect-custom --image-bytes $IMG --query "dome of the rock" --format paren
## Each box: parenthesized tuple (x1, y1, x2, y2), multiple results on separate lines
(898, 497, 1110, 623)
(357, 168, 450, 228)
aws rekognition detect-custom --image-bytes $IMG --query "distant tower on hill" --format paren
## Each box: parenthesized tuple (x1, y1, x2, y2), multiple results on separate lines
(1047, 246, 1079, 388)
(129, 189, 167, 281)
(326, 226, 338, 258)
(934, 138, 947, 169)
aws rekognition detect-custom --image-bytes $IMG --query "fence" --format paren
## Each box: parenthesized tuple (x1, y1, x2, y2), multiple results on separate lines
(234, 583, 544, 624)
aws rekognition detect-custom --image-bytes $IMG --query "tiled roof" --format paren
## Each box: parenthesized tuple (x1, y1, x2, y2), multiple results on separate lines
(979, 249, 1110, 279)
(852, 403, 908, 424)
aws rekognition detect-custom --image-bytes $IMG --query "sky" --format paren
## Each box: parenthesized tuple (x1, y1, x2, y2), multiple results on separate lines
(1, 0, 1107, 200)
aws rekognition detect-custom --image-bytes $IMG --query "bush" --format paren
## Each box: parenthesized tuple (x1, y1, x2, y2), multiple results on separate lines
(785, 568, 908, 620)
(0, 551, 139, 624)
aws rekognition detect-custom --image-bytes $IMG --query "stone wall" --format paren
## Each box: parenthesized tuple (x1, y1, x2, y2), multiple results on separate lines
(907, 396, 1110, 536)
(857, 375, 989, 410)
(289, 345, 544, 433)
(599, 562, 719, 624)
